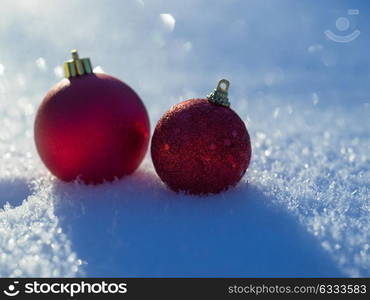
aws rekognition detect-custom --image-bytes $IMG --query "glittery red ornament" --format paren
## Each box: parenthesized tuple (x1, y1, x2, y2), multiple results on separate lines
(34, 50, 150, 183)
(151, 79, 251, 194)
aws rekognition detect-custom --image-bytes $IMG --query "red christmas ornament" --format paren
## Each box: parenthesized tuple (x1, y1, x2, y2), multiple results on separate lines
(151, 79, 251, 194)
(34, 50, 150, 183)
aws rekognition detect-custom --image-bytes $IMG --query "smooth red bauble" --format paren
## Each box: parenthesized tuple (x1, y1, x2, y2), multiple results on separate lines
(151, 99, 251, 194)
(34, 73, 150, 183)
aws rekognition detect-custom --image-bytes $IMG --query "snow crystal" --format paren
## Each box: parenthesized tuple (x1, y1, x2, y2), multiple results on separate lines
(92, 66, 105, 74)
(0, 183, 82, 277)
(53, 66, 63, 78)
(35, 58, 47, 72)
(308, 44, 323, 53)
(160, 14, 176, 32)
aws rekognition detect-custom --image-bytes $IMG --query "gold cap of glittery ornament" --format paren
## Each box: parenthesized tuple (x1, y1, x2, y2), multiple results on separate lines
(64, 49, 93, 78)
(206, 79, 230, 107)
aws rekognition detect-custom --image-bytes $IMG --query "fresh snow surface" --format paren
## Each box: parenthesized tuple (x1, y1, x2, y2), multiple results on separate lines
(0, 0, 369, 277)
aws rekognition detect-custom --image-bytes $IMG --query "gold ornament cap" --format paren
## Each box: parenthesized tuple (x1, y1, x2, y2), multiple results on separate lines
(64, 49, 93, 78)
(206, 79, 230, 107)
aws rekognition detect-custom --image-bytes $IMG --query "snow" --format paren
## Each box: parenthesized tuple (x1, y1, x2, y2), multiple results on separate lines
(160, 14, 176, 32)
(35, 58, 47, 72)
(0, 0, 369, 278)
